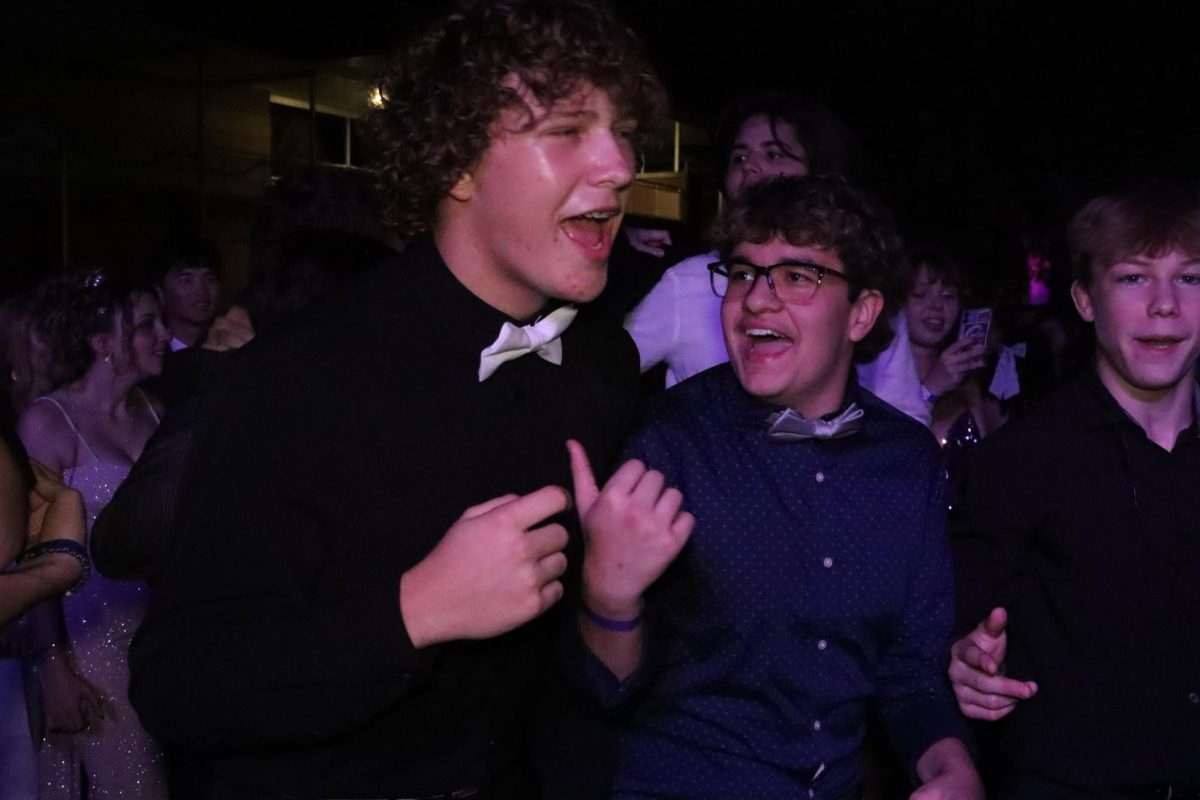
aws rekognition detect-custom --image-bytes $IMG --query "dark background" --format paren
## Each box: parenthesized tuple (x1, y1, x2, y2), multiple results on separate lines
(10, 0, 1200, 295)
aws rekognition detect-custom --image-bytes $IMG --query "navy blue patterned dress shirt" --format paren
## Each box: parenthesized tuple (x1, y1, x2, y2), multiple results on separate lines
(611, 364, 968, 800)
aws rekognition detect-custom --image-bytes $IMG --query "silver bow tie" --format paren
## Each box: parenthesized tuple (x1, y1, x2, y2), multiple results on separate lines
(766, 403, 865, 441)
(478, 305, 578, 381)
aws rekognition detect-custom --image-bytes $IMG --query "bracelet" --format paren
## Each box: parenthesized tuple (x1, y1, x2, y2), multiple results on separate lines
(18, 539, 90, 594)
(583, 605, 642, 632)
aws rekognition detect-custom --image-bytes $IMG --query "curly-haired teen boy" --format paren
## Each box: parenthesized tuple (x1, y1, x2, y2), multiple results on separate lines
(129, 2, 688, 797)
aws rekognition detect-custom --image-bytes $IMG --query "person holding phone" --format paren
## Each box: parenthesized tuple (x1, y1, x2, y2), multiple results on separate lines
(904, 248, 1006, 463)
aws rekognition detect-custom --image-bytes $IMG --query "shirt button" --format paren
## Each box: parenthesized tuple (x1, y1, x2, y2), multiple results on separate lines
(822, 557, 833, 569)
(817, 640, 828, 651)
(812, 720, 822, 731)
(1188, 692, 1200, 705)
(815, 471, 825, 483)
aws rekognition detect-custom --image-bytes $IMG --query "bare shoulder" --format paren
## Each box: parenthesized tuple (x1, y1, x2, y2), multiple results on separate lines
(16, 395, 77, 474)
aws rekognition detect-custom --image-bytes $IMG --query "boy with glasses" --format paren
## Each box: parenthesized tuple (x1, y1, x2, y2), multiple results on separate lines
(597, 176, 980, 800)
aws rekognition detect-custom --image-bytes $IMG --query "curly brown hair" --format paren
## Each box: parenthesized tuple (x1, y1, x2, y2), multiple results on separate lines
(709, 175, 906, 363)
(366, 0, 667, 243)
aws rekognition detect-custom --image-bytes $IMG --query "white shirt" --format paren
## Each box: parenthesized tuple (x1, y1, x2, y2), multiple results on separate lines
(624, 251, 727, 388)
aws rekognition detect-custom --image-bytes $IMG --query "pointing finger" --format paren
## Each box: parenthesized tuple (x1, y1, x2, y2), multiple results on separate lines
(498, 485, 572, 530)
(461, 493, 521, 520)
(567, 439, 600, 517)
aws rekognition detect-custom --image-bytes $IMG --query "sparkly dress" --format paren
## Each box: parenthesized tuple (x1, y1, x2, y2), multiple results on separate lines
(939, 409, 981, 487)
(32, 394, 167, 800)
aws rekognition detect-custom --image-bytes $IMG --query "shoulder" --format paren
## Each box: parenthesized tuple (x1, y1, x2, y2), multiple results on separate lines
(860, 388, 941, 459)
(568, 305, 639, 377)
(662, 250, 717, 277)
(17, 395, 77, 472)
(215, 252, 415, 392)
(970, 378, 1080, 465)
(634, 365, 738, 442)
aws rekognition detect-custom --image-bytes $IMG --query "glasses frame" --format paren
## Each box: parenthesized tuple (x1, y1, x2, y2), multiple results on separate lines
(708, 259, 855, 304)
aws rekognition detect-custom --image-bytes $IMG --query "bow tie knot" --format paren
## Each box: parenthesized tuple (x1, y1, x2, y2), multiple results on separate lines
(766, 404, 865, 441)
(478, 305, 578, 381)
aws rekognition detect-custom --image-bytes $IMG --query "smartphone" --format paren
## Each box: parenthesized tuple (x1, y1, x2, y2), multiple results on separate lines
(958, 307, 992, 346)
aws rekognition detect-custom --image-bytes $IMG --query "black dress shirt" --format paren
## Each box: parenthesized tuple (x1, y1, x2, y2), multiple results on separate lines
(129, 240, 639, 799)
(952, 368, 1200, 794)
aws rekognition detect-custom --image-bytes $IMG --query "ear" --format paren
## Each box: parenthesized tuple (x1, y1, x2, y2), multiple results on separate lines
(447, 171, 473, 203)
(1070, 280, 1096, 322)
(88, 332, 112, 362)
(847, 289, 884, 344)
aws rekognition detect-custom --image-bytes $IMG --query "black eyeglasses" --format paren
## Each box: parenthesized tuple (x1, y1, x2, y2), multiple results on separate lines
(708, 259, 854, 305)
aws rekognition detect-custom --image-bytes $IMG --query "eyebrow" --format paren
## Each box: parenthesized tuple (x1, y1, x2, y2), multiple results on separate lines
(1116, 256, 1200, 267)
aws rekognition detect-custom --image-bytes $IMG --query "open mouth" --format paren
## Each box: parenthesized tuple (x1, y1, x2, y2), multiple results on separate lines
(562, 209, 619, 255)
(1136, 336, 1184, 351)
(743, 326, 792, 357)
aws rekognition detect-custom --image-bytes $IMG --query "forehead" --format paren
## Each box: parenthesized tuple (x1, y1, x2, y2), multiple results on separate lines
(1104, 247, 1200, 270)
(166, 264, 216, 277)
(129, 292, 160, 314)
(733, 115, 802, 148)
(732, 236, 842, 269)
(913, 265, 959, 289)
(497, 77, 624, 129)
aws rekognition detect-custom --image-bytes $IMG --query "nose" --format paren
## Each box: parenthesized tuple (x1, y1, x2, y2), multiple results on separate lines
(1150, 278, 1181, 317)
(743, 152, 764, 178)
(741, 270, 781, 313)
(591, 129, 634, 190)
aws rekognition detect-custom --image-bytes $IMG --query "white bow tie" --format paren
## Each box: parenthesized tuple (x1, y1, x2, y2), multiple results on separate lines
(478, 305, 578, 381)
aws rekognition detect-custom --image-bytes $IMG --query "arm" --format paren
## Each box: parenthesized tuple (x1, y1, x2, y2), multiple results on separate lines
(568, 440, 692, 681)
(623, 265, 682, 373)
(910, 737, 983, 800)
(922, 340, 988, 399)
(948, 430, 1041, 720)
(1, 458, 87, 652)
(948, 607, 1037, 720)
(0, 440, 71, 628)
(623, 227, 673, 258)
(130, 358, 575, 752)
(875, 461, 973, 778)
(15, 402, 105, 733)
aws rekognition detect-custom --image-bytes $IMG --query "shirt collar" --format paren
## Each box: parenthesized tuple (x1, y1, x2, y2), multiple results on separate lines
(1072, 364, 1200, 440)
(408, 238, 566, 354)
(726, 366, 866, 435)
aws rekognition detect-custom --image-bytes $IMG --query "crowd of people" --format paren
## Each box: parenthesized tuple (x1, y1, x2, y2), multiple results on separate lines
(2, 0, 1200, 799)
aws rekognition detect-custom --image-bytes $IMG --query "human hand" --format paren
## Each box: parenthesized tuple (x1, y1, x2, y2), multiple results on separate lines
(911, 737, 984, 800)
(923, 340, 988, 398)
(624, 227, 673, 258)
(399, 487, 572, 648)
(202, 305, 255, 352)
(26, 461, 85, 551)
(38, 653, 105, 734)
(568, 440, 693, 618)
(949, 607, 1037, 720)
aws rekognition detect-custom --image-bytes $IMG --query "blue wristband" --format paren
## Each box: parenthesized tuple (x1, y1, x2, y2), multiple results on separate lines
(583, 605, 642, 632)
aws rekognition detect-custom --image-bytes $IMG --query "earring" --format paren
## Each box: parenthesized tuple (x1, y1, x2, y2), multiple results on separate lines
(104, 353, 113, 365)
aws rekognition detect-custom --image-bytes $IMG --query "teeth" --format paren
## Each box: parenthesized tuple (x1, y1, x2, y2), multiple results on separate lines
(746, 328, 783, 339)
(580, 210, 616, 221)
